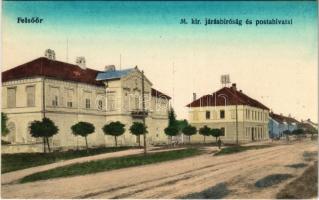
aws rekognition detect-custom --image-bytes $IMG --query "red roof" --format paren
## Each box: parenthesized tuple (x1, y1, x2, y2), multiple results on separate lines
(151, 88, 171, 100)
(2, 57, 104, 86)
(270, 112, 299, 124)
(186, 86, 269, 110)
(2, 57, 171, 100)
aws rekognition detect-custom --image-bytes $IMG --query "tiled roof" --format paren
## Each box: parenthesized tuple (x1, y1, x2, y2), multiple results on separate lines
(151, 88, 171, 100)
(186, 86, 269, 110)
(2, 57, 104, 86)
(298, 122, 317, 130)
(2, 57, 171, 100)
(270, 112, 299, 124)
(96, 68, 135, 81)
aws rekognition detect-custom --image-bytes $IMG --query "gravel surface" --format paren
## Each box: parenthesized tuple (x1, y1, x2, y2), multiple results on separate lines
(1, 140, 317, 199)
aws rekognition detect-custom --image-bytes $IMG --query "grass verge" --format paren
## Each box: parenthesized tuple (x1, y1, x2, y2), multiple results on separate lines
(276, 161, 318, 199)
(214, 145, 272, 156)
(2, 146, 132, 173)
(20, 148, 201, 183)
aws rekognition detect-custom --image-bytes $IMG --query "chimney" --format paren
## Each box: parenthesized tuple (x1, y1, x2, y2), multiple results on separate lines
(193, 93, 196, 101)
(76, 57, 86, 69)
(105, 65, 116, 72)
(44, 49, 56, 60)
(231, 83, 237, 91)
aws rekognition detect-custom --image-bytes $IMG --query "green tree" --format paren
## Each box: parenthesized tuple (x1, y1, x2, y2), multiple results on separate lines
(199, 125, 211, 143)
(168, 107, 177, 126)
(176, 119, 188, 131)
(164, 108, 180, 144)
(29, 117, 59, 153)
(210, 128, 223, 143)
(1, 112, 9, 136)
(176, 119, 188, 143)
(292, 128, 304, 135)
(71, 122, 95, 150)
(164, 125, 179, 144)
(102, 121, 125, 147)
(182, 125, 197, 143)
(129, 122, 148, 147)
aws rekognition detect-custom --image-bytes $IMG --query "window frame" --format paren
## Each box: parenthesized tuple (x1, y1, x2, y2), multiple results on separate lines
(220, 110, 225, 119)
(85, 98, 91, 109)
(205, 111, 211, 119)
(7, 87, 17, 108)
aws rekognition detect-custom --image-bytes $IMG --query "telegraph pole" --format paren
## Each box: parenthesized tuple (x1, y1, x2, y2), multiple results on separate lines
(141, 70, 147, 155)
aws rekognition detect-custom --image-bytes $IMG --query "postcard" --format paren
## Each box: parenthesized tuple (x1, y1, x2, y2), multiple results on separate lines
(1, 0, 318, 199)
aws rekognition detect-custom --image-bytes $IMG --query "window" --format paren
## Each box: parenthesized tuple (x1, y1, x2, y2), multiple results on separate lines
(220, 127, 225, 136)
(66, 89, 74, 108)
(246, 110, 250, 120)
(135, 95, 139, 110)
(26, 86, 35, 107)
(107, 95, 116, 111)
(67, 102, 73, 108)
(85, 99, 90, 109)
(50, 87, 59, 107)
(98, 100, 103, 110)
(206, 111, 210, 119)
(220, 110, 225, 119)
(7, 87, 16, 108)
(52, 96, 58, 107)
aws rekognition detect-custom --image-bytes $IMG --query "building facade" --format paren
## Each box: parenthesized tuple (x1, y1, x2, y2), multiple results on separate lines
(186, 84, 270, 144)
(2, 50, 170, 152)
(268, 112, 299, 138)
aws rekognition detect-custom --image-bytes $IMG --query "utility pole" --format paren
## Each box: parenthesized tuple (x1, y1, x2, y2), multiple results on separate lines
(141, 70, 147, 155)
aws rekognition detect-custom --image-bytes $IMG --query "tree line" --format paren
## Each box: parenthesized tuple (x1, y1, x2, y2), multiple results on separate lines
(2, 112, 148, 153)
(164, 108, 224, 144)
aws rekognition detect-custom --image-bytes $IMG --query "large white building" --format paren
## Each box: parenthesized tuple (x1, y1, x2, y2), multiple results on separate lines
(186, 83, 270, 144)
(2, 50, 171, 152)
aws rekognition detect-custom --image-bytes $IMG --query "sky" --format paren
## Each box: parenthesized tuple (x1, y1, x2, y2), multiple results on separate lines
(2, 1, 318, 122)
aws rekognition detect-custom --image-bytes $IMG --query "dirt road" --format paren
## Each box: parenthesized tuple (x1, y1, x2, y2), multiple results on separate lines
(2, 141, 317, 199)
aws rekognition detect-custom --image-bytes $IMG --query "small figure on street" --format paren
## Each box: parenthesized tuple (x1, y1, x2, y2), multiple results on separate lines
(217, 138, 222, 149)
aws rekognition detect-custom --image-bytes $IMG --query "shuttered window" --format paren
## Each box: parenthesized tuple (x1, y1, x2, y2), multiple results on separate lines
(7, 87, 16, 108)
(26, 86, 35, 107)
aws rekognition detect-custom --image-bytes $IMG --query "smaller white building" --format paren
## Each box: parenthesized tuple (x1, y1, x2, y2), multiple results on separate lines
(186, 84, 270, 144)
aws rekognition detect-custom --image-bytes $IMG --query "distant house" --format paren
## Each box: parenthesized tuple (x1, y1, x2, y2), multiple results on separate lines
(186, 83, 270, 144)
(298, 119, 318, 134)
(301, 119, 318, 129)
(268, 112, 299, 138)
